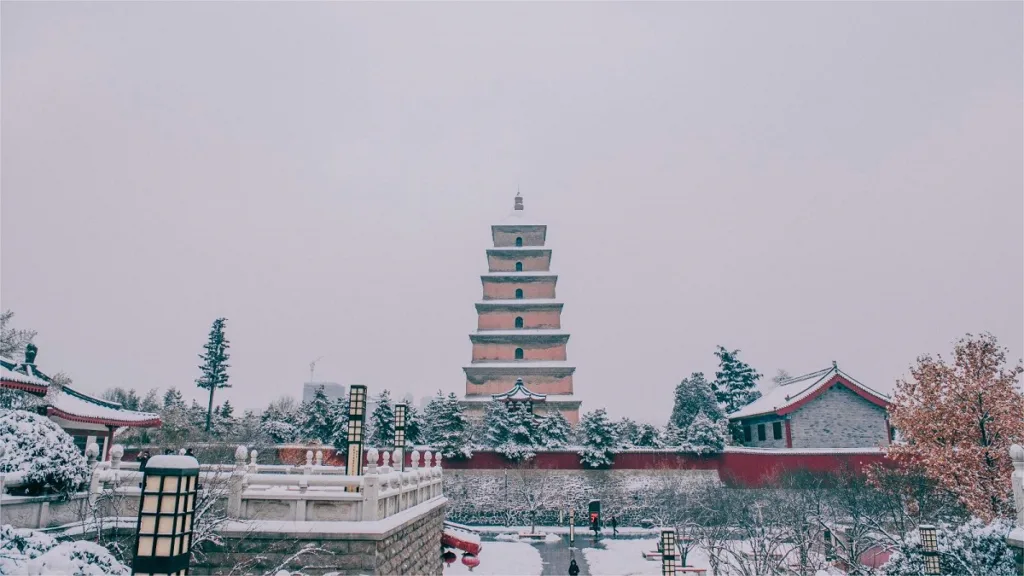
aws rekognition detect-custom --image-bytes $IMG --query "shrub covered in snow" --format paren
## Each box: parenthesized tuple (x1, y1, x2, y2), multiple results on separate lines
(577, 409, 618, 468)
(683, 412, 726, 455)
(0, 410, 89, 495)
(882, 518, 1017, 576)
(0, 525, 129, 576)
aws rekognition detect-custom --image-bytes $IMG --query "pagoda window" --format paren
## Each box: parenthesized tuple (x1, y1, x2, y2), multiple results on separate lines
(757, 424, 766, 441)
(515, 288, 523, 299)
(515, 237, 523, 246)
(515, 261, 523, 271)
(515, 348, 524, 360)
(515, 317, 524, 328)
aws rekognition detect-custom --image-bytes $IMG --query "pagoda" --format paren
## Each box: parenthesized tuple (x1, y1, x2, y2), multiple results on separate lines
(462, 194, 581, 423)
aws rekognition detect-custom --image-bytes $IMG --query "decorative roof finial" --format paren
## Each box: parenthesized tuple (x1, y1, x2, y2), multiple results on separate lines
(24, 343, 37, 365)
(514, 191, 523, 212)
(832, 360, 838, 371)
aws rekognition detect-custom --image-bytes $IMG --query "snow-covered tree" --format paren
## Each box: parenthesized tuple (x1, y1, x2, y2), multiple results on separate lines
(163, 387, 184, 409)
(536, 410, 573, 448)
(712, 346, 763, 415)
(669, 372, 723, 430)
(633, 423, 664, 448)
(684, 412, 726, 455)
(882, 518, 1017, 576)
(0, 310, 36, 359)
(661, 423, 686, 447)
(484, 401, 538, 461)
(298, 386, 339, 445)
(427, 392, 473, 460)
(195, 317, 231, 432)
(102, 387, 142, 411)
(261, 420, 298, 444)
(888, 333, 1023, 521)
(405, 404, 424, 446)
(0, 410, 89, 495)
(577, 409, 618, 468)
(368, 390, 395, 448)
(0, 525, 129, 576)
(615, 417, 640, 448)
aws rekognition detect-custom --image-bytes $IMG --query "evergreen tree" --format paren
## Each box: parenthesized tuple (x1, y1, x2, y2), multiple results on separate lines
(661, 423, 686, 447)
(536, 411, 573, 448)
(616, 417, 640, 448)
(298, 386, 338, 444)
(0, 309, 36, 359)
(196, 318, 231, 432)
(634, 423, 664, 448)
(670, 372, 724, 430)
(163, 387, 184, 409)
(484, 401, 538, 461)
(712, 346, 763, 415)
(330, 397, 350, 452)
(405, 404, 424, 446)
(430, 393, 473, 460)
(219, 400, 234, 419)
(577, 409, 618, 468)
(368, 390, 395, 448)
(684, 412, 726, 455)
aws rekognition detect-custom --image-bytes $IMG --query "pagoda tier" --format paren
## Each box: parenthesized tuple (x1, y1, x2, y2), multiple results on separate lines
(462, 194, 581, 424)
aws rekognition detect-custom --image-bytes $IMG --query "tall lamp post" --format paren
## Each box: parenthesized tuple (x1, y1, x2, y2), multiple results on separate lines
(346, 385, 367, 483)
(660, 528, 677, 576)
(131, 454, 199, 576)
(920, 524, 940, 575)
(394, 403, 407, 472)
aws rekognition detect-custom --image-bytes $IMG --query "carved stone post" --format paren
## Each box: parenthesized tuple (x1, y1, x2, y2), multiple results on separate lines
(362, 448, 380, 521)
(227, 445, 247, 518)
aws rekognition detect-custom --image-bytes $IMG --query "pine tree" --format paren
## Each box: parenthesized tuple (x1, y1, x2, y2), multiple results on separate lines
(430, 393, 473, 460)
(405, 404, 424, 446)
(163, 387, 184, 409)
(616, 417, 640, 448)
(196, 318, 231, 432)
(484, 401, 538, 461)
(712, 346, 763, 415)
(634, 423, 664, 448)
(577, 409, 618, 468)
(661, 423, 686, 447)
(219, 400, 234, 419)
(536, 411, 573, 448)
(670, 372, 723, 430)
(299, 386, 338, 445)
(684, 412, 726, 455)
(330, 397, 350, 452)
(368, 390, 395, 448)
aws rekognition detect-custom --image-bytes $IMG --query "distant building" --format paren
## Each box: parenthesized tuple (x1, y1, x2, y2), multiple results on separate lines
(302, 382, 346, 403)
(728, 362, 892, 449)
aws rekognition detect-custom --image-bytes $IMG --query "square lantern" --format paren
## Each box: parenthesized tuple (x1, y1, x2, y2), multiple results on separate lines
(346, 385, 367, 480)
(920, 524, 940, 575)
(131, 455, 199, 576)
(660, 528, 677, 576)
(394, 403, 407, 472)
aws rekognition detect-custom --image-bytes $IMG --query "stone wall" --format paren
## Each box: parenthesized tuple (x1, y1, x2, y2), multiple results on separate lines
(0, 493, 94, 529)
(192, 498, 447, 576)
(790, 384, 889, 448)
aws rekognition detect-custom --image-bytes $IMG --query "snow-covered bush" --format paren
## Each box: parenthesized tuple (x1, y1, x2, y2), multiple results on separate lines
(485, 401, 538, 462)
(261, 420, 298, 444)
(0, 410, 89, 495)
(683, 412, 726, 455)
(577, 409, 618, 468)
(0, 525, 129, 576)
(882, 518, 1017, 576)
(535, 411, 572, 448)
(424, 392, 473, 460)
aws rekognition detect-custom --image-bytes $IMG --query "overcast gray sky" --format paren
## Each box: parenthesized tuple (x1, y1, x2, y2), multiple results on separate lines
(2, 2, 1021, 424)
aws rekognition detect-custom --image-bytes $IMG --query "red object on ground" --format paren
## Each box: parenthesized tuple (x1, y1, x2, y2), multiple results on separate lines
(441, 530, 483, 555)
(461, 553, 480, 568)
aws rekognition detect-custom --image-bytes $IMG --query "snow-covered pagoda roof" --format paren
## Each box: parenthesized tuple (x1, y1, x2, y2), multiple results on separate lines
(729, 362, 890, 420)
(481, 271, 557, 279)
(471, 329, 568, 337)
(49, 386, 161, 428)
(475, 299, 564, 311)
(0, 355, 50, 395)
(491, 379, 547, 402)
(464, 360, 575, 370)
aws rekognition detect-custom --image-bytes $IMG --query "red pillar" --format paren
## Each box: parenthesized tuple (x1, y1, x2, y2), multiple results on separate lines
(103, 426, 115, 460)
(784, 420, 793, 448)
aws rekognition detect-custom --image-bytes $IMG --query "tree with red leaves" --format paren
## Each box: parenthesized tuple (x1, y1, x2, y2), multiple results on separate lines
(888, 333, 1024, 521)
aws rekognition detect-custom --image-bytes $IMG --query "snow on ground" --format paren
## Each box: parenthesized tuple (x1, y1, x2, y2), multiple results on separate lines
(583, 538, 711, 576)
(444, 541, 542, 576)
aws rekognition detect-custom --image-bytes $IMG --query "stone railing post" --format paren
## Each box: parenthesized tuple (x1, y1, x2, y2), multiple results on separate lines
(362, 448, 380, 521)
(423, 451, 433, 500)
(248, 450, 258, 473)
(86, 443, 105, 506)
(227, 445, 247, 518)
(110, 444, 124, 469)
(85, 443, 99, 468)
(315, 450, 323, 467)
(381, 450, 392, 474)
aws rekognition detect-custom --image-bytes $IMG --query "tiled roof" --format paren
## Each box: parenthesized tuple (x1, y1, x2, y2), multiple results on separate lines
(729, 363, 890, 420)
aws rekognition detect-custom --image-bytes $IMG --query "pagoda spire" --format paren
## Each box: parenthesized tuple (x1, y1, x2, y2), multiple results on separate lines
(514, 191, 523, 211)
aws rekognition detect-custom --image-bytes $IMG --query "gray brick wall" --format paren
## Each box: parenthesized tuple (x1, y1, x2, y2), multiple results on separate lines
(789, 384, 888, 449)
(740, 419, 788, 449)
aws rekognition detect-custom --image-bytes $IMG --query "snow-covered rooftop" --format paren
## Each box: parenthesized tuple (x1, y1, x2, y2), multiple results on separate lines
(49, 386, 161, 427)
(470, 329, 568, 337)
(729, 363, 890, 420)
(486, 246, 551, 253)
(464, 361, 575, 370)
(462, 394, 580, 403)
(491, 379, 548, 401)
(475, 299, 563, 307)
(0, 362, 50, 391)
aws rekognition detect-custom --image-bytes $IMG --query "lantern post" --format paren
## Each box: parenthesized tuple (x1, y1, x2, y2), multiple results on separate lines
(660, 528, 677, 576)
(131, 454, 199, 576)
(920, 524, 940, 575)
(394, 403, 407, 472)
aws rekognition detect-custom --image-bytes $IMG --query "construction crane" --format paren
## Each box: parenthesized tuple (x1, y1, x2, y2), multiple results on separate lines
(309, 356, 324, 383)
